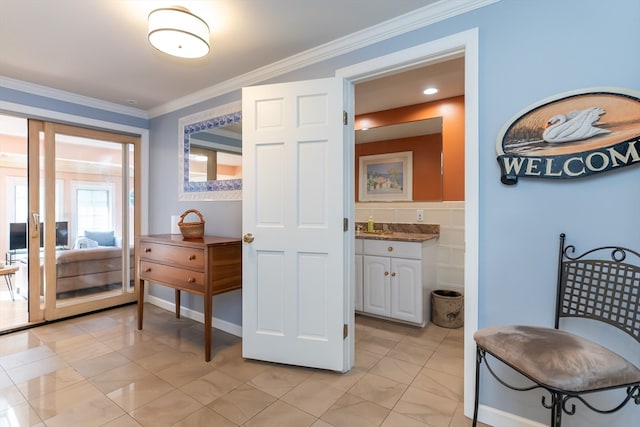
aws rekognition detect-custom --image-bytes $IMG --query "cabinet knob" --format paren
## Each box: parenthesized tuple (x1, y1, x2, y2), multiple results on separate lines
(145, 247, 152, 253)
(145, 267, 151, 272)
(187, 277, 196, 283)
(391, 272, 396, 277)
(387, 246, 393, 252)
(188, 254, 196, 261)
(384, 271, 389, 276)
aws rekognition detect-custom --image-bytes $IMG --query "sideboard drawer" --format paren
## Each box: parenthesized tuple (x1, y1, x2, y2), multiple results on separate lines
(363, 239, 422, 259)
(140, 260, 205, 293)
(140, 241, 205, 269)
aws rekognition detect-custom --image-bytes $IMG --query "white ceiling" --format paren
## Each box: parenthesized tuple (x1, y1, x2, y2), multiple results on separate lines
(0, 0, 466, 118)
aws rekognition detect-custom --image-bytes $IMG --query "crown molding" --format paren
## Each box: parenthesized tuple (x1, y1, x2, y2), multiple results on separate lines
(0, 75, 149, 119)
(0, 0, 496, 120)
(148, 0, 497, 117)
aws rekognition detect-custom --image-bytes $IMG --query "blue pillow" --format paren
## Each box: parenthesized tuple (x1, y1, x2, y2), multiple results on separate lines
(84, 230, 115, 247)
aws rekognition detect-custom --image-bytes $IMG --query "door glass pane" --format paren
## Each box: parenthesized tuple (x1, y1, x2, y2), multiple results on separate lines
(0, 114, 29, 330)
(52, 132, 135, 306)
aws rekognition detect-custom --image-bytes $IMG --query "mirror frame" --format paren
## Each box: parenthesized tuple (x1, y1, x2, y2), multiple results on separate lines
(178, 101, 242, 201)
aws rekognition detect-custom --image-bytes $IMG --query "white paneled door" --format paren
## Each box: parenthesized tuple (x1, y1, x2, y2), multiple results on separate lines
(242, 77, 349, 371)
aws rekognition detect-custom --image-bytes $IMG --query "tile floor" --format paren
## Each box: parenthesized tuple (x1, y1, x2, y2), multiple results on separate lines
(0, 303, 489, 426)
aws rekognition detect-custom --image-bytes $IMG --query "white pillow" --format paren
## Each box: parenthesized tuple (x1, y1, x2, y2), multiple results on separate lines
(74, 237, 99, 249)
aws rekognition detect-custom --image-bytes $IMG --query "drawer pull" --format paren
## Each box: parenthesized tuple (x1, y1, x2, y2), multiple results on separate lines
(387, 246, 393, 252)
(145, 247, 152, 253)
(145, 267, 151, 273)
(188, 254, 196, 261)
(187, 277, 196, 283)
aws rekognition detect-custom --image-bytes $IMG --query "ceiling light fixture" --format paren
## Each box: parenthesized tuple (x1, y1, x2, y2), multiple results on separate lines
(423, 87, 438, 95)
(148, 7, 210, 59)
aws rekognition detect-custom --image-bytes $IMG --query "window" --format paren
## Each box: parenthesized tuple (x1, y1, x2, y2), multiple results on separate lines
(73, 182, 115, 236)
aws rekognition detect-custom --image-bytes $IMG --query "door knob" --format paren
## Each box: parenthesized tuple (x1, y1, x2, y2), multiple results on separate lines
(243, 233, 254, 243)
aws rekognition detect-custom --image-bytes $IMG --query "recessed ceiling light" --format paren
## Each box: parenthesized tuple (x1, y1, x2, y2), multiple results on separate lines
(423, 87, 438, 95)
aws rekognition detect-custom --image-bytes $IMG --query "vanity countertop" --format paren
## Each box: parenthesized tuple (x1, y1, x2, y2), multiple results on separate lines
(356, 231, 438, 242)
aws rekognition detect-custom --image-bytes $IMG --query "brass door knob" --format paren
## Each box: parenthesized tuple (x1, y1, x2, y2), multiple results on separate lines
(243, 233, 255, 243)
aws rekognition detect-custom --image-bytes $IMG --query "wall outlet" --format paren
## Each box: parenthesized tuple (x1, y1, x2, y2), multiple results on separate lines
(416, 209, 424, 222)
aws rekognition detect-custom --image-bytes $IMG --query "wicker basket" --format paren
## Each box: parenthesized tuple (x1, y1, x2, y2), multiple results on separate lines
(178, 209, 205, 239)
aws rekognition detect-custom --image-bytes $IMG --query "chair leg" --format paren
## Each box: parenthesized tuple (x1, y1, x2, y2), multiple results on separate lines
(551, 392, 563, 427)
(472, 346, 482, 427)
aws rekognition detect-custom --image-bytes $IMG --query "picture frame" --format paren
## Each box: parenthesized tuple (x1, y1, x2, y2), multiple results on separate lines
(359, 151, 413, 201)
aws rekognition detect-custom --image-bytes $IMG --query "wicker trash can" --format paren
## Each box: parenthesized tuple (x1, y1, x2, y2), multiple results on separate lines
(431, 290, 464, 328)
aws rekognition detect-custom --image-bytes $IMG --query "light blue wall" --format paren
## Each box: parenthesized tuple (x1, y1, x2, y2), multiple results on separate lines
(149, 1, 640, 424)
(4, 0, 635, 424)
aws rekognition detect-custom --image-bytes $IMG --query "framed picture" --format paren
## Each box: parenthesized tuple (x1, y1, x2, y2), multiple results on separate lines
(359, 151, 413, 201)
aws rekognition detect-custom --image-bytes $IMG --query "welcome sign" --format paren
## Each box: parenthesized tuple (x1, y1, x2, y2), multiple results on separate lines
(496, 88, 640, 185)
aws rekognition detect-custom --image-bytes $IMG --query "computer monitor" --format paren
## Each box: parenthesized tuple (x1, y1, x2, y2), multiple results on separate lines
(8, 220, 69, 250)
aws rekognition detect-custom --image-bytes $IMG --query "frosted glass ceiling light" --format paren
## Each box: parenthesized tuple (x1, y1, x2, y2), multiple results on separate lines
(148, 7, 210, 59)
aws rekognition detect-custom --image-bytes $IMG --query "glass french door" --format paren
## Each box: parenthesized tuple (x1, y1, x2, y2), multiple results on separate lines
(28, 120, 140, 321)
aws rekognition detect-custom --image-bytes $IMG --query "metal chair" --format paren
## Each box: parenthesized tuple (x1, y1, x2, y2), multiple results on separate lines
(472, 233, 640, 426)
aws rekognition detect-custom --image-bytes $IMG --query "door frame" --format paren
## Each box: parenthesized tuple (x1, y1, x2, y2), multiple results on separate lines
(336, 27, 479, 417)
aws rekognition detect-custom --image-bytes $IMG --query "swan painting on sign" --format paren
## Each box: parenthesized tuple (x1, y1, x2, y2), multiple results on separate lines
(496, 88, 640, 184)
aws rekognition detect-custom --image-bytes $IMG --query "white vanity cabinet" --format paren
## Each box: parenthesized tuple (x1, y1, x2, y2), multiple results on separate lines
(358, 238, 436, 326)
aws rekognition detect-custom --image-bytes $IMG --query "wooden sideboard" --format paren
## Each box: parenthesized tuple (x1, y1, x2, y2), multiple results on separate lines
(136, 234, 242, 361)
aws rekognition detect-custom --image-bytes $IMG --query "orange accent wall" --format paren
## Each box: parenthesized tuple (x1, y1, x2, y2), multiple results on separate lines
(355, 134, 442, 201)
(355, 95, 465, 201)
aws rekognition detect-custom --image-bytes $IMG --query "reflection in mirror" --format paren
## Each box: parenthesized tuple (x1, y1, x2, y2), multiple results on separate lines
(189, 123, 242, 182)
(355, 117, 443, 202)
(178, 101, 242, 201)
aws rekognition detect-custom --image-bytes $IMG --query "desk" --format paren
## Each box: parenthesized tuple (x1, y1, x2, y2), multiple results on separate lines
(137, 234, 242, 361)
(0, 265, 20, 301)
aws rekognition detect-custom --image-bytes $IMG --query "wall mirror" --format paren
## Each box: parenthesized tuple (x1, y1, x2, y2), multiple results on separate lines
(178, 101, 242, 201)
(355, 117, 444, 202)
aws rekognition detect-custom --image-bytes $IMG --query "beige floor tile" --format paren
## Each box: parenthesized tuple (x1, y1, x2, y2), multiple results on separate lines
(0, 305, 468, 427)
(101, 413, 143, 427)
(349, 373, 407, 409)
(106, 374, 175, 412)
(382, 411, 433, 426)
(411, 367, 463, 402)
(16, 366, 84, 400)
(393, 385, 458, 427)
(244, 400, 316, 427)
(71, 350, 132, 378)
(281, 378, 345, 417)
(154, 357, 217, 387)
(0, 400, 44, 426)
(179, 368, 242, 405)
(129, 388, 202, 427)
(424, 351, 464, 378)
(369, 356, 422, 385)
(207, 383, 276, 425)
(248, 365, 312, 398)
(89, 361, 152, 394)
(387, 340, 434, 366)
(0, 344, 56, 370)
(321, 392, 390, 427)
(171, 406, 238, 426)
(0, 330, 43, 357)
(449, 402, 491, 427)
(42, 394, 124, 427)
(6, 355, 68, 384)
(29, 380, 108, 421)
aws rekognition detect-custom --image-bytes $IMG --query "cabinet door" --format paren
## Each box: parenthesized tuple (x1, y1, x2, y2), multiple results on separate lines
(363, 255, 390, 317)
(390, 258, 422, 324)
(355, 254, 363, 312)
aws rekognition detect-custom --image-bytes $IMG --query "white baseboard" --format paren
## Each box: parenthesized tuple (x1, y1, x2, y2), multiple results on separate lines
(477, 404, 547, 427)
(145, 295, 243, 337)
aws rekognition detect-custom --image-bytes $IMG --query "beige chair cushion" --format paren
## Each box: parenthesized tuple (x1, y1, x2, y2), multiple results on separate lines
(474, 325, 640, 392)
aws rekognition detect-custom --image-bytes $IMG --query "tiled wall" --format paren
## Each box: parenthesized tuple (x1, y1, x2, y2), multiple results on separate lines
(355, 201, 465, 293)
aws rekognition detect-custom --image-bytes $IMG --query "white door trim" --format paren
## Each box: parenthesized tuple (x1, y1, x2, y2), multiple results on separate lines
(336, 27, 480, 418)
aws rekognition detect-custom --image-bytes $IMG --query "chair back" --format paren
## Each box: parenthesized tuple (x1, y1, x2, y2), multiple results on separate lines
(555, 233, 640, 344)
